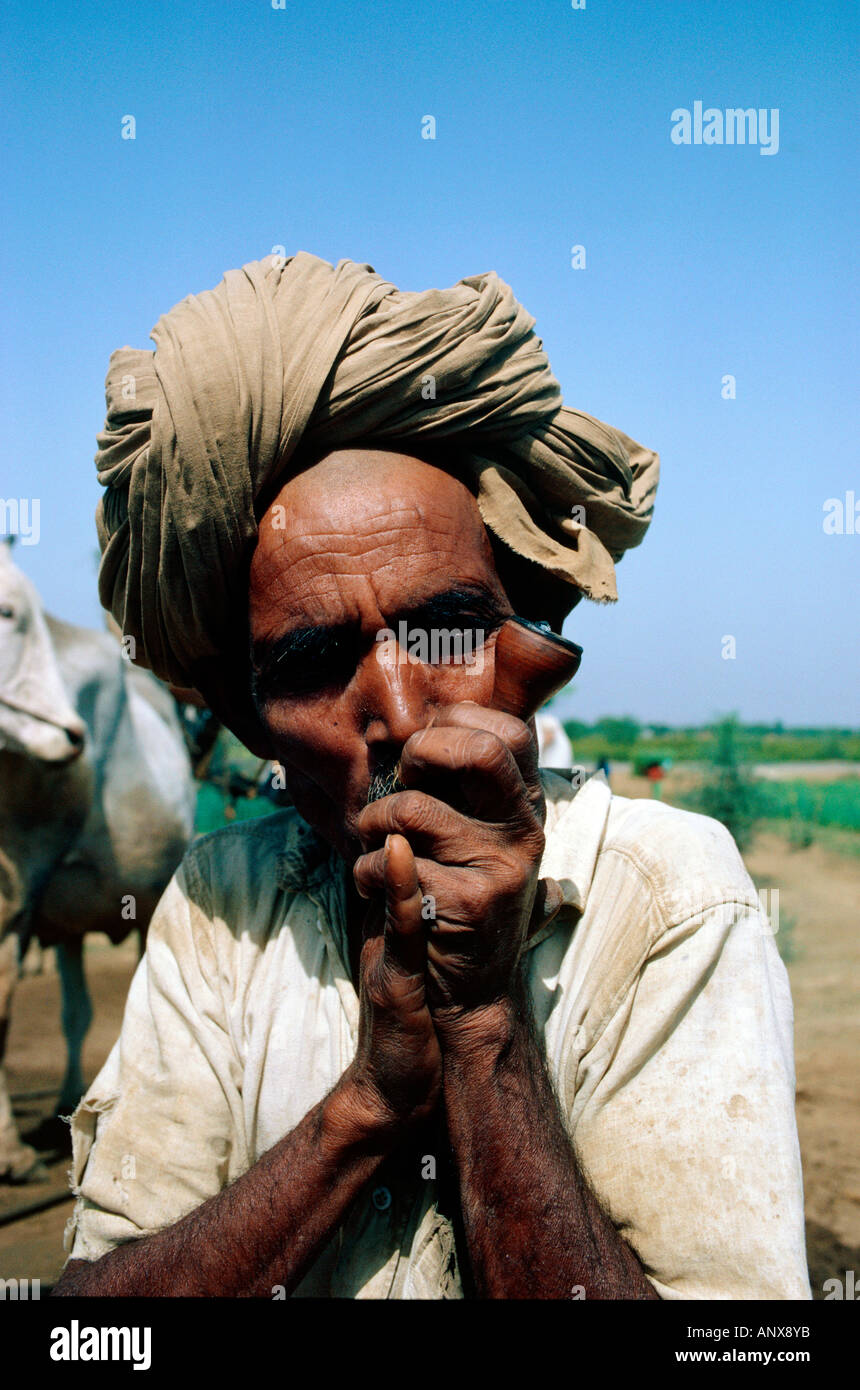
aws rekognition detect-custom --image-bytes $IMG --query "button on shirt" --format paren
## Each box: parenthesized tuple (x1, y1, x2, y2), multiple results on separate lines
(64, 772, 811, 1299)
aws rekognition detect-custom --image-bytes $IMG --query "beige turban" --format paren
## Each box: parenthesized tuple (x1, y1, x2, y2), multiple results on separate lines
(95, 251, 659, 755)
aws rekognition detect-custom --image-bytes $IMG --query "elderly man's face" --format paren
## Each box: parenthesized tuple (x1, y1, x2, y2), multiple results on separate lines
(249, 449, 513, 861)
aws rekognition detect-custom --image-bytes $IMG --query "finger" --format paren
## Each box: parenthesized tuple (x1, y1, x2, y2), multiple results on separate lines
(355, 852, 519, 931)
(411, 702, 542, 800)
(356, 789, 474, 859)
(399, 722, 539, 824)
(381, 834, 426, 977)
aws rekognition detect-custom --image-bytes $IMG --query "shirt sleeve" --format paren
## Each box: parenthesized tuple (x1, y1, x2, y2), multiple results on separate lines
(567, 884, 811, 1300)
(64, 849, 250, 1264)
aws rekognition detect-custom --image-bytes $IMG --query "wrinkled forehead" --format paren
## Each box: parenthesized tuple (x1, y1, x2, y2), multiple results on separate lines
(248, 449, 502, 627)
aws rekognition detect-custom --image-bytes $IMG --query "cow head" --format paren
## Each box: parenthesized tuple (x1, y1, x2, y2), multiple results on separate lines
(0, 540, 86, 763)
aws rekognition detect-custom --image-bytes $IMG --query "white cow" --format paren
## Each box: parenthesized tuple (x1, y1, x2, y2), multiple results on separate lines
(0, 539, 196, 1181)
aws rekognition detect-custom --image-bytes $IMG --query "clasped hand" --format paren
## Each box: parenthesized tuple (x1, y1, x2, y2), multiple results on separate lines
(346, 702, 547, 1132)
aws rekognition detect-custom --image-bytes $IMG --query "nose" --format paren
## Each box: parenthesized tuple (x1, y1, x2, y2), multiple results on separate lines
(61, 707, 87, 756)
(64, 724, 85, 759)
(359, 635, 432, 751)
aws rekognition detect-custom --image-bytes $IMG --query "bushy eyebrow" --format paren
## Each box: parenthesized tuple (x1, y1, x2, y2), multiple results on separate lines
(251, 623, 355, 703)
(396, 584, 504, 629)
(250, 583, 506, 703)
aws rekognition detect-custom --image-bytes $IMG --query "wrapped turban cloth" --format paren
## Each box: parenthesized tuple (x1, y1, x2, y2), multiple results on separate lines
(95, 251, 659, 756)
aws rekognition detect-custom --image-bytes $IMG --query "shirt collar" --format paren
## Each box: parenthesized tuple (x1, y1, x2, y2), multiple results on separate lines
(526, 769, 612, 949)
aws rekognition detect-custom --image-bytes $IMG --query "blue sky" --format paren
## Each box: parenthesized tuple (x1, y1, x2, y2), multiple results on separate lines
(1, 0, 856, 726)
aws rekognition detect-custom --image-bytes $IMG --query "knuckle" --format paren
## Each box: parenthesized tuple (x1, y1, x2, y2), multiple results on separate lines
(490, 852, 537, 898)
(365, 980, 387, 1011)
(508, 720, 534, 758)
(466, 727, 506, 767)
(365, 958, 394, 1010)
(466, 870, 495, 904)
(387, 969, 424, 1003)
(512, 807, 545, 844)
(391, 788, 431, 828)
(354, 853, 382, 891)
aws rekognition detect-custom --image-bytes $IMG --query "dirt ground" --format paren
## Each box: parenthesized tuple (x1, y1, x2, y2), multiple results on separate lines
(0, 938, 138, 1290)
(743, 832, 860, 1296)
(612, 766, 860, 1299)
(1, 774, 858, 1296)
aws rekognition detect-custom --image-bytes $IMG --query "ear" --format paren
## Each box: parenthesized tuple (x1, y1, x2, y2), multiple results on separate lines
(488, 533, 575, 631)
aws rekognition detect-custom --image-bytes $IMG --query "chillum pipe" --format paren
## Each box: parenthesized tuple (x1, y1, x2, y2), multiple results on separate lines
(489, 616, 583, 721)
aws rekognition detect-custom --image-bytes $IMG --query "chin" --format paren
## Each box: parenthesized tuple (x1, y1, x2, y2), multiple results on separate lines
(276, 764, 363, 860)
(338, 812, 366, 865)
(310, 801, 365, 866)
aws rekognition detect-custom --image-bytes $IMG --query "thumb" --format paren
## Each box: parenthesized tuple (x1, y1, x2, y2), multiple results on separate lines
(383, 834, 426, 977)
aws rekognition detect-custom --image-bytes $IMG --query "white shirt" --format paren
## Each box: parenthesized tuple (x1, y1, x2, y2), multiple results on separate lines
(65, 771, 811, 1299)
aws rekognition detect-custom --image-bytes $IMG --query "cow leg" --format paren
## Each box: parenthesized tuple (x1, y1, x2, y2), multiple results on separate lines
(19, 937, 44, 977)
(55, 939, 92, 1116)
(0, 932, 45, 1182)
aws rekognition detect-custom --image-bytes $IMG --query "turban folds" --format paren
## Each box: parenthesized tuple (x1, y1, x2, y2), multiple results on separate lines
(95, 252, 659, 756)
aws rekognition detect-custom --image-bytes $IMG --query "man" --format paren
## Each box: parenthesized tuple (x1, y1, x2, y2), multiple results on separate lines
(54, 253, 809, 1298)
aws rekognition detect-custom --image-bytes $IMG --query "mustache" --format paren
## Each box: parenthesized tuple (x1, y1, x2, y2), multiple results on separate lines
(366, 757, 405, 804)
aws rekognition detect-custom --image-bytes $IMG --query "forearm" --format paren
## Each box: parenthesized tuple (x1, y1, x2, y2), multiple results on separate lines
(53, 1073, 391, 1298)
(440, 994, 659, 1300)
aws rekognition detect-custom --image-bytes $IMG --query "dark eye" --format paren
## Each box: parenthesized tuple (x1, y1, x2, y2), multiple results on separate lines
(0, 605, 14, 619)
(264, 633, 360, 699)
(426, 624, 487, 665)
